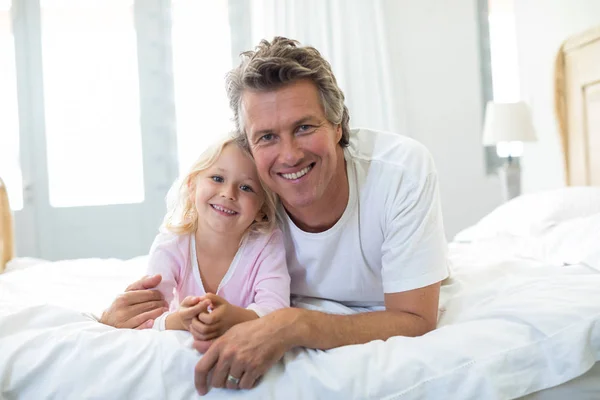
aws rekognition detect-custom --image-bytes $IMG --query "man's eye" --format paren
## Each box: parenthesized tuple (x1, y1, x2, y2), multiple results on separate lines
(211, 176, 224, 183)
(260, 133, 274, 142)
(240, 184, 254, 193)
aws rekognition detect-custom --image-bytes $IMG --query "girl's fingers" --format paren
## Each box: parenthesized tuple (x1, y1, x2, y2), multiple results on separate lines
(203, 293, 224, 306)
(190, 318, 220, 340)
(198, 310, 217, 325)
(180, 299, 209, 319)
(180, 296, 201, 307)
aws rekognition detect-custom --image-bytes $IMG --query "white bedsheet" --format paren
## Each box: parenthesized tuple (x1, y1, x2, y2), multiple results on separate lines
(1, 245, 600, 399)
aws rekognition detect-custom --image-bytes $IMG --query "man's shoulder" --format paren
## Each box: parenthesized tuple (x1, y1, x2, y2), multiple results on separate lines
(347, 128, 436, 183)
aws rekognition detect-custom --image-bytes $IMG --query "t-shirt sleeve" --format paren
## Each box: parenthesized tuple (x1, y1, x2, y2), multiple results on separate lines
(246, 230, 291, 317)
(145, 232, 182, 329)
(381, 164, 449, 293)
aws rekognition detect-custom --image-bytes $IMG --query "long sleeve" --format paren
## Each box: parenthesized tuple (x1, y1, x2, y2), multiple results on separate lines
(245, 230, 291, 317)
(145, 232, 183, 330)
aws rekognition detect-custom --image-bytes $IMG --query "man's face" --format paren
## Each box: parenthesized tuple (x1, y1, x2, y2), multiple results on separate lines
(241, 79, 344, 212)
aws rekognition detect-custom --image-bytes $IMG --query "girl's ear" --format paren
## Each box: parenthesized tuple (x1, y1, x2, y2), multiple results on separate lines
(187, 177, 196, 201)
(254, 210, 266, 223)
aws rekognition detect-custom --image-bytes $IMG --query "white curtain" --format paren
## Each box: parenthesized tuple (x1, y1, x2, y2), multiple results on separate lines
(232, 0, 406, 136)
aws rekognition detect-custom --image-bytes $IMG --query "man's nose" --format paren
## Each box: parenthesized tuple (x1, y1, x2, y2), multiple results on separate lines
(279, 137, 304, 166)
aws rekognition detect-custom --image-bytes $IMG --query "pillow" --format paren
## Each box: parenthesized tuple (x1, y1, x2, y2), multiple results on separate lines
(517, 212, 600, 271)
(454, 186, 600, 242)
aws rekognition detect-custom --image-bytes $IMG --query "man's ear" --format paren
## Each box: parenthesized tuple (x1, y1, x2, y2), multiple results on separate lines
(335, 124, 343, 143)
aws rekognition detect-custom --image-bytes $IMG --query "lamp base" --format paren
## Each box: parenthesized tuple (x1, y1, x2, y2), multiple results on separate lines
(497, 160, 521, 202)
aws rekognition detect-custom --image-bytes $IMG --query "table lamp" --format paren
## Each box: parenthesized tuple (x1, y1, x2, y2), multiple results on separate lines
(482, 101, 537, 201)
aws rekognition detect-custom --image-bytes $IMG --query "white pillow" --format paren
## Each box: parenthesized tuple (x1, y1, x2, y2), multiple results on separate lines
(517, 212, 600, 271)
(454, 186, 600, 242)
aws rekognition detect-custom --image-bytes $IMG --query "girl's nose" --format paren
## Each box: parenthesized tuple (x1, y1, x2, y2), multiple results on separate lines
(220, 184, 236, 200)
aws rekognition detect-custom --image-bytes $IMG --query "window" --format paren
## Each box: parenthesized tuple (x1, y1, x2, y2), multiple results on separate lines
(478, 0, 522, 171)
(40, 0, 145, 207)
(0, 0, 23, 210)
(488, 0, 520, 103)
(171, 0, 234, 175)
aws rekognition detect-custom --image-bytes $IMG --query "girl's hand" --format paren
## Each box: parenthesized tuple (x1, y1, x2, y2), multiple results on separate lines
(169, 296, 211, 331)
(189, 293, 258, 341)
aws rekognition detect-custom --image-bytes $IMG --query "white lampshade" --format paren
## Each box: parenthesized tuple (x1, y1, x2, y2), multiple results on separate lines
(482, 101, 537, 145)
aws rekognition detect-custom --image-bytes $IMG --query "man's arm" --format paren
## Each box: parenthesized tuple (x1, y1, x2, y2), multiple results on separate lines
(193, 281, 441, 394)
(292, 282, 440, 349)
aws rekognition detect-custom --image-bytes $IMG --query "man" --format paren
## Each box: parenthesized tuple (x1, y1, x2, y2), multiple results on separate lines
(100, 37, 449, 395)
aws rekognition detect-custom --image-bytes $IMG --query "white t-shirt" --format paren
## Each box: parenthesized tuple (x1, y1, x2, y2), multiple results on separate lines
(281, 128, 450, 307)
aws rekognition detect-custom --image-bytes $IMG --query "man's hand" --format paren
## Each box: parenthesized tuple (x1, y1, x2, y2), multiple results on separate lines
(99, 274, 168, 329)
(189, 293, 259, 341)
(193, 308, 302, 394)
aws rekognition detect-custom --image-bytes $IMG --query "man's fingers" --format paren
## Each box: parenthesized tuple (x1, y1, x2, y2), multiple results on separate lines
(118, 289, 166, 307)
(238, 371, 256, 391)
(125, 274, 162, 291)
(227, 363, 245, 390)
(195, 345, 220, 395)
(128, 300, 168, 317)
(210, 353, 232, 389)
(129, 306, 168, 329)
(134, 319, 154, 330)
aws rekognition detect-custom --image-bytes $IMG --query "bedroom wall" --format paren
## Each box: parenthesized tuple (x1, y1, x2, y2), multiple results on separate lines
(383, 0, 502, 239)
(514, 0, 600, 193)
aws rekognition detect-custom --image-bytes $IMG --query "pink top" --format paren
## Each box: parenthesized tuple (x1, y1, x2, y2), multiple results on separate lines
(146, 228, 291, 330)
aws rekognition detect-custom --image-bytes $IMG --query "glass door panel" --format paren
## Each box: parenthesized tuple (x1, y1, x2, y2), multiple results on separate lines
(171, 0, 234, 174)
(40, 0, 144, 207)
(0, 0, 23, 210)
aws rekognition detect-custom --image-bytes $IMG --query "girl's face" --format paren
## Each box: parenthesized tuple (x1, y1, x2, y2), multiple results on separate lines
(191, 143, 265, 238)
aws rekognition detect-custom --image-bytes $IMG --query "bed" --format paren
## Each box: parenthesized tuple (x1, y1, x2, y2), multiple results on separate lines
(1, 29, 600, 400)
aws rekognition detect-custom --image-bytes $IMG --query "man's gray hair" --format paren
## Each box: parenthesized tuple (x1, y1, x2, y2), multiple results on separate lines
(226, 37, 350, 149)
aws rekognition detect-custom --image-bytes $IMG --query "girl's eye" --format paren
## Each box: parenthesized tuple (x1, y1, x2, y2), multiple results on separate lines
(240, 184, 254, 193)
(211, 176, 224, 183)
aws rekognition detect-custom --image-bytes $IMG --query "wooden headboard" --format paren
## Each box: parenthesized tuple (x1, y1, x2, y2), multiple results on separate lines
(0, 177, 15, 273)
(555, 26, 600, 186)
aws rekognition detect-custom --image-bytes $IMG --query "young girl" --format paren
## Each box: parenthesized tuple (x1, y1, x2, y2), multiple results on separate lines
(146, 135, 290, 339)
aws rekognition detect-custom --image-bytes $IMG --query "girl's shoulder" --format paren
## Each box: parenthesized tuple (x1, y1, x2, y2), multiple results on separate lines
(149, 230, 192, 257)
(245, 228, 284, 251)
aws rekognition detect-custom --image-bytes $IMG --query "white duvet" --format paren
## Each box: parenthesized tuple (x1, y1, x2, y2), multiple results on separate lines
(1, 221, 600, 399)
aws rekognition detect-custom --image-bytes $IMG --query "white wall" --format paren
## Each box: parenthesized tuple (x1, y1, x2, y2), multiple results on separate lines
(383, 0, 502, 239)
(515, 0, 600, 193)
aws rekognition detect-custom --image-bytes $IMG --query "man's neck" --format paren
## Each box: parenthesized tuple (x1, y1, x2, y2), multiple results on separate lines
(284, 156, 349, 233)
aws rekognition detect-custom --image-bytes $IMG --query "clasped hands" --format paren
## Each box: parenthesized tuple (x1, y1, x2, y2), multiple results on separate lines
(172, 293, 237, 341)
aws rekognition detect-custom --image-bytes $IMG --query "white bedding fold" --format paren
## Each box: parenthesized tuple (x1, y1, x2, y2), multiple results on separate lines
(1, 258, 599, 399)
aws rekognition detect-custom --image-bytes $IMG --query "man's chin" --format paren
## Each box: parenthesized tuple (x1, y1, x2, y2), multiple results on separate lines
(280, 194, 317, 212)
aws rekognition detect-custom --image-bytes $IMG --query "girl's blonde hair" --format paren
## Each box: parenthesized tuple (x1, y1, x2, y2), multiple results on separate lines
(163, 134, 278, 236)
